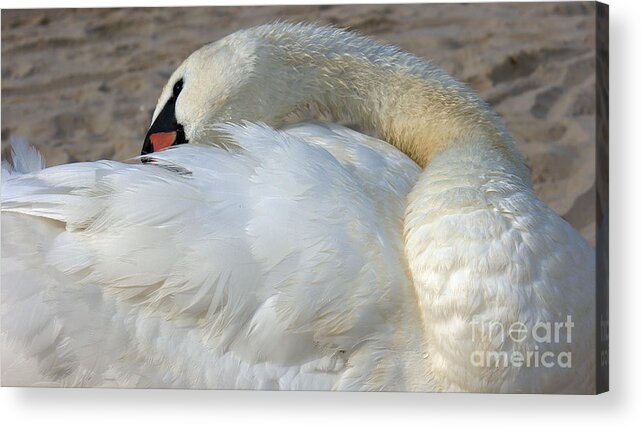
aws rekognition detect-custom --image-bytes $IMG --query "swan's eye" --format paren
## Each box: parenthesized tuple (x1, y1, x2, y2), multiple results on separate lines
(172, 79, 184, 98)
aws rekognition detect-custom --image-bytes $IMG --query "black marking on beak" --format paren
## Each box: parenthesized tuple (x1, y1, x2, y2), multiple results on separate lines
(142, 79, 188, 159)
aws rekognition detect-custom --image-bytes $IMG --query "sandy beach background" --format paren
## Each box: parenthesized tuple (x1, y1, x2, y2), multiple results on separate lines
(1, 3, 597, 244)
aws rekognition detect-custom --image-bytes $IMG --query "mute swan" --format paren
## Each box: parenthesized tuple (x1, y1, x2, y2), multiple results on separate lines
(1, 23, 595, 393)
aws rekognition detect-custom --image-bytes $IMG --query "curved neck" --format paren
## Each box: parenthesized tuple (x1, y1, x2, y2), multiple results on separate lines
(253, 24, 529, 182)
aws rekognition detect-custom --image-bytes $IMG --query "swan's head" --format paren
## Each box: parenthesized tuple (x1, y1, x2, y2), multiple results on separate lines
(140, 22, 523, 175)
(142, 32, 270, 155)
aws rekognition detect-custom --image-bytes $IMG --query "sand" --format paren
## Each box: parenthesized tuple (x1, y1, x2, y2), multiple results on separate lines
(1, 3, 598, 244)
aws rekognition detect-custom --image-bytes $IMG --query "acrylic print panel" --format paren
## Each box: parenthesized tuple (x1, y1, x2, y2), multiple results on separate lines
(0, 2, 607, 393)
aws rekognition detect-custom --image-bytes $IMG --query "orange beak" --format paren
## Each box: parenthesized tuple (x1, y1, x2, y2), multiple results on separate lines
(149, 131, 177, 152)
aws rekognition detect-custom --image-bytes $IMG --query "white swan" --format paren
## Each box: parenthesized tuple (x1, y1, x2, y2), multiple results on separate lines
(1, 23, 595, 393)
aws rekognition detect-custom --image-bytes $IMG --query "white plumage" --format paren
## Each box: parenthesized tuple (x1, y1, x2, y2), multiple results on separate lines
(1, 22, 595, 392)
(2, 124, 426, 390)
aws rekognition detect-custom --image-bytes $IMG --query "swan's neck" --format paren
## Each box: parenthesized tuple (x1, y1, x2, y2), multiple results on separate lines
(255, 24, 529, 181)
(248, 25, 535, 388)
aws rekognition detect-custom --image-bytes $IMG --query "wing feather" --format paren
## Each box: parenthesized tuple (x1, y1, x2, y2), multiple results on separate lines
(1, 123, 423, 390)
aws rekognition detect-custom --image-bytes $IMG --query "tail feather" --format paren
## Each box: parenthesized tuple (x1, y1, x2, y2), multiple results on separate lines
(3, 138, 46, 178)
